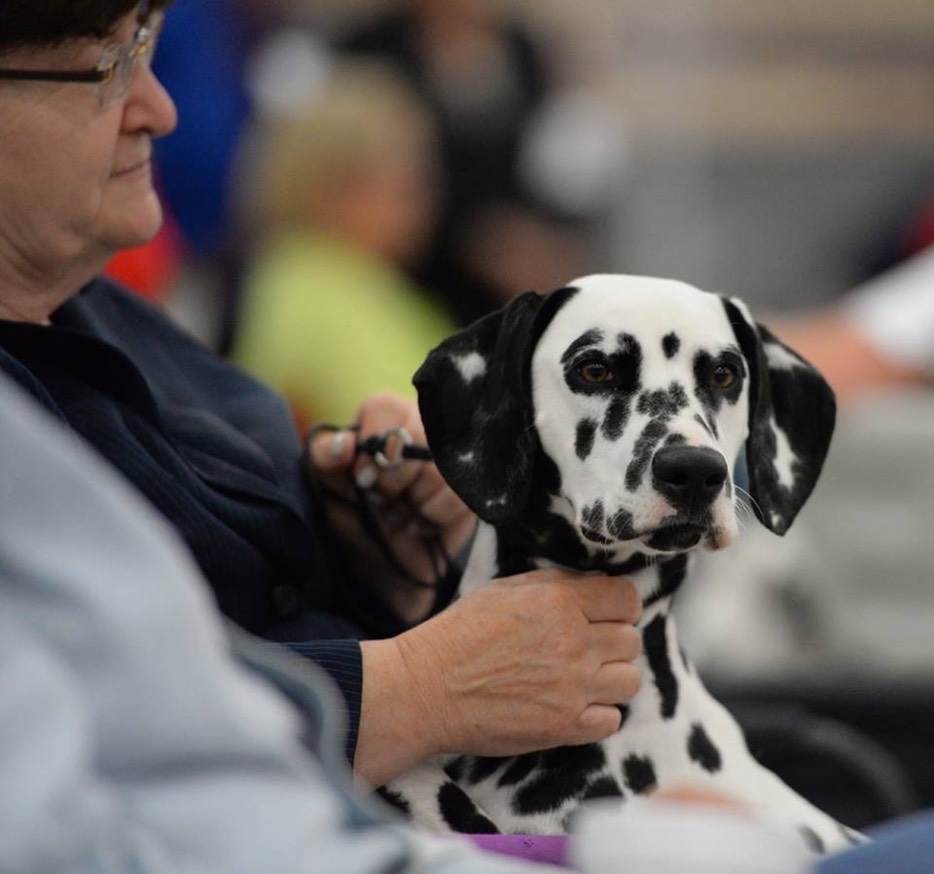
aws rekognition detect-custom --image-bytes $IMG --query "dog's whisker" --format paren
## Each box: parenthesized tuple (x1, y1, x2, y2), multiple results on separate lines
(733, 495, 756, 532)
(734, 485, 764, 521)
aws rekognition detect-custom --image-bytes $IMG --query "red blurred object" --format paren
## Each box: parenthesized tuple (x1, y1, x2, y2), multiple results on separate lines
(905, 193, 934, 256)
(104, 206, 187, 302)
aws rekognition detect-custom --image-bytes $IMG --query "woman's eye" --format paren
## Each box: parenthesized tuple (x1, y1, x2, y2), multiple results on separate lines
(578, 361, 613, 384)
(710, 363, 737, 389)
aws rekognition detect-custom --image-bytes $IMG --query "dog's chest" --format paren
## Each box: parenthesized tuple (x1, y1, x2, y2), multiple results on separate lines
(386, 535, 858, 851)
(436, 589, 746, 835)
(436, 548, 731, 832)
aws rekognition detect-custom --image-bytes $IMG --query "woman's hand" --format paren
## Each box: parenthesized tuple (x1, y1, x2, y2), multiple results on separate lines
(307, 393, 476, 624)
(354, 569, 643, 787)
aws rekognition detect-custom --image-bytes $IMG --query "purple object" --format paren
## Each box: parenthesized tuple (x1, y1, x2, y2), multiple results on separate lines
(468, 834, 570, 867)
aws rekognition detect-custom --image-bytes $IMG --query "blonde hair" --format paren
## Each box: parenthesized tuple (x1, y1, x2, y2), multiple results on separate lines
(250, 61, 435, 233)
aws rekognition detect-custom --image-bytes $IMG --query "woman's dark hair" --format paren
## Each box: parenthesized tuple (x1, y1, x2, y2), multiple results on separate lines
(0, 0, 172, 52)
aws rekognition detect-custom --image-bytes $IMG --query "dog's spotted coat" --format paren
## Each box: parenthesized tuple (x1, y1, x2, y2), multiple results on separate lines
(388, 275, 858, 853)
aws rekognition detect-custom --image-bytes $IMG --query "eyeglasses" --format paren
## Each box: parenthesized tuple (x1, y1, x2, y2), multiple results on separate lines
(0, 10, 163, 108)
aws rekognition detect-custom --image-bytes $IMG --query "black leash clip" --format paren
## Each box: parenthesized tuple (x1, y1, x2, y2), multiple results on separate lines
(356, 426, 433, 469)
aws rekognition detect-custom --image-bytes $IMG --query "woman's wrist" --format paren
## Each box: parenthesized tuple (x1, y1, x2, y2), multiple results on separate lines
(353, 634, 448, 787)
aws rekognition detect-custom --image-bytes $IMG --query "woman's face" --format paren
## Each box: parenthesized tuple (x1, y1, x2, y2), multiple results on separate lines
(0, 11, 177, 280)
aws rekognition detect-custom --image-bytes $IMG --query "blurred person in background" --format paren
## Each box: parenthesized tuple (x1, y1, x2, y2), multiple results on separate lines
(338, 0, 608, 325)
(230, 61, 457, 431)
(771, 195, 934, 407)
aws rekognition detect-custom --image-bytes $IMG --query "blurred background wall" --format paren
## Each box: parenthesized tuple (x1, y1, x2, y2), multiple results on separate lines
(597, 0, 934, 309)
(135, 0, 934, 338)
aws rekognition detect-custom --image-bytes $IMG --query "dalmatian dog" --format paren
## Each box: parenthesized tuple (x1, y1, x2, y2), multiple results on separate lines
(384, 274, 858, 853)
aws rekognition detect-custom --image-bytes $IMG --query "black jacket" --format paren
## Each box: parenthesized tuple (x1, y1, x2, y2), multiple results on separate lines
(0, 277, 364, 758)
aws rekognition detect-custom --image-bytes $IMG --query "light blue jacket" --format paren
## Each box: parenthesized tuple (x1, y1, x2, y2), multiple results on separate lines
(0, 373, 551, 874)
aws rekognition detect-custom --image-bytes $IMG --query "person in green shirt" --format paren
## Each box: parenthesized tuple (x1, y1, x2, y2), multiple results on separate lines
(232, 61, 457, 429)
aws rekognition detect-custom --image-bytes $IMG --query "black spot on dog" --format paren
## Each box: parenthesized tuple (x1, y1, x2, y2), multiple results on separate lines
(498, 753, 540, 788)
(601, 397, 630, 440)
(607, 508, 635, 540)
(663, 332, 681, 359)
(378, 786, 411, 816)
(616, 704, 630, 729)
(798, 825, 826, 854)
(581, 501, 610, 543)
(617, 332, 640, 356)
(644, 614, 678, 719)
(582, 776, 625, 801)
(438, 782, 500, 833)
(643, 554, 688, 609)
(582, 500, 606, 531)
(611, 334, 643, 394)
(444, 756, 467, 782)
(576, 418, 598, 460)
(601, 552, 652, 577)
(470, 756, 506, 784)
(637, 382, 689, 419)
(542, 744, 607, 774)
(687, 722, 722, 773)
(582, 502, 612, 544)
(512, 745, 606, 815)
(561, 329, 605, 366)
(623, 755, 657, 794)
(625, 419, 669, 491)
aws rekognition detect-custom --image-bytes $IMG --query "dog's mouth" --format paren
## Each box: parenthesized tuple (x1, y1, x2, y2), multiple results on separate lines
(645, 521, 707, 552)
(580, 519, 711, 552)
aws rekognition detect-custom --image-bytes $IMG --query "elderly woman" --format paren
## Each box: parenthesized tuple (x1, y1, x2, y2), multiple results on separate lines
(0, 0, 641, 791)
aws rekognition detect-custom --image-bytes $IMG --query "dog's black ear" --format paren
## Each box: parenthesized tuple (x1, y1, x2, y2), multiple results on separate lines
(414, 289, 573, 523)
(723, 297, 836, 536)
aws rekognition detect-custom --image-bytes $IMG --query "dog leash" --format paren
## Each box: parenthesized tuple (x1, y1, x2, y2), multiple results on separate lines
(355, 426, 433, 468)
(302, 424, 457, 625)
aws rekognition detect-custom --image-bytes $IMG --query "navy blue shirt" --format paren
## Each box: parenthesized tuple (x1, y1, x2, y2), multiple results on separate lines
(0, 277, 364, 759)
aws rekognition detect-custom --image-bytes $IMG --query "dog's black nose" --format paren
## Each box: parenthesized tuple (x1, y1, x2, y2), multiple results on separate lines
(652, 446, 728, 511)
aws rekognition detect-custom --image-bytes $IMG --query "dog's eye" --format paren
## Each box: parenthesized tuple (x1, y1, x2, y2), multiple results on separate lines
(710, 363, 738, 389)
(577, 361, 613, 384)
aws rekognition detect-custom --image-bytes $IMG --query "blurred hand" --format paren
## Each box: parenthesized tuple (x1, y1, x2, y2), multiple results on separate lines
(770, 311, 929, 407)
(308, 393, 476, 624)
(650, 783, 747, 811)
(355, 569, 643, 787)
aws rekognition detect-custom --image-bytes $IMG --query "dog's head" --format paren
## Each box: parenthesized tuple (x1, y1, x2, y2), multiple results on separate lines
(414, 274, 835, 560)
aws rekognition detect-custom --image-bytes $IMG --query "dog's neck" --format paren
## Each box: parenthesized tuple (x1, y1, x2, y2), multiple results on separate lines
(460, 518, 691, 628)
